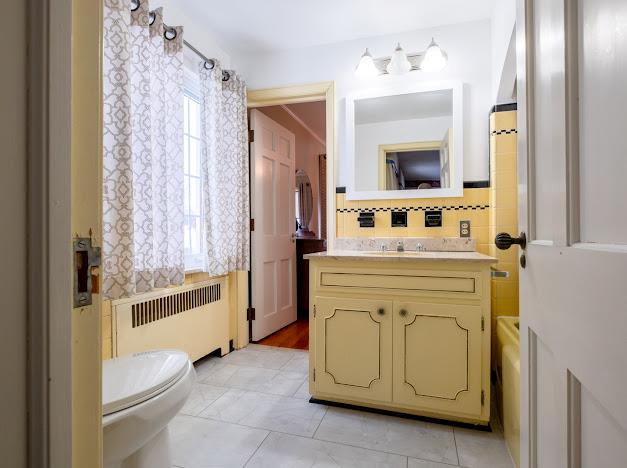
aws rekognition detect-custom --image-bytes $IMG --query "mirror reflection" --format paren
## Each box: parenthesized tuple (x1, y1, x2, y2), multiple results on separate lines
(354, 89, 453, 192)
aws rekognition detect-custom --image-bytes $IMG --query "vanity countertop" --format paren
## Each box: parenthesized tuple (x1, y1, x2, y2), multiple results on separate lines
(304, 250, 497, 263)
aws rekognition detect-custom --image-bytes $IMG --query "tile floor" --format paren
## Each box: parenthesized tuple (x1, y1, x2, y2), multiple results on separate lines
(171, 344, 514, 468)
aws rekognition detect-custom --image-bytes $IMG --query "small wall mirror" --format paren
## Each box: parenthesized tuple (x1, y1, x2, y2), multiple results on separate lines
(346, 81, 463, 200)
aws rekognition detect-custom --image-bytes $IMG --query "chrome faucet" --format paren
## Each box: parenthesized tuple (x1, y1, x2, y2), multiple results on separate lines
(415, 242, 426, 252)
(396, 241, 404, 252)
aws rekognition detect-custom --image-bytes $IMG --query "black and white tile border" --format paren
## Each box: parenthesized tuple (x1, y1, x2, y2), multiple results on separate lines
(337, 204, 490, 214)
(491, 128, 517, 135)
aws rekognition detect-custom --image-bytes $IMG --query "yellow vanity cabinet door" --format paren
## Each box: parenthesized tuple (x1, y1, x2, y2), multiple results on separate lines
(313, 296, 393, 403)
(393, 301, 484, 418)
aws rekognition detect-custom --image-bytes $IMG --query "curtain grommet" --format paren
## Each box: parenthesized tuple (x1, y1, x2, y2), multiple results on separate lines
(164, 27, 177, 41)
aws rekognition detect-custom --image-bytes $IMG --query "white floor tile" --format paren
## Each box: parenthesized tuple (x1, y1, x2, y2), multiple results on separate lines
(280, 352, 309, 374)
(408, 458, 459, 468)
(169, 415, 268, 468)
(314, 407, 458, 465)
(193, 357, 221, 381)
(245, 432, 407, 468)
(198, 389, 326, 437)
(292, 379, 311, 400)
(179, 383, 229, 416)
(200, 363, 306, 396)
(454, 427, 514, 468)
(220, 346, 296, 370)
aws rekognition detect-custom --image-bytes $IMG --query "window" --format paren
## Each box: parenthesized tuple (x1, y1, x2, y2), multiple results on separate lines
(183, 91, 203, 271)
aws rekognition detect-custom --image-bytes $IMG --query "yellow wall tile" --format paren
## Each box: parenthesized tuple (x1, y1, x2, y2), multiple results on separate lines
(494, 134, 517, 154)
(102, 338, 112, 361)
(493, 110, 517, 131)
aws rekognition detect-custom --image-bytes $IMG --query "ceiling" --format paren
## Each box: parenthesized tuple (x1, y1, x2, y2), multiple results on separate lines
(395, 150, 441, 181)
(355, 89, 453, 125)
(179, 0, 495, 53)
(284, 101, 326, 143)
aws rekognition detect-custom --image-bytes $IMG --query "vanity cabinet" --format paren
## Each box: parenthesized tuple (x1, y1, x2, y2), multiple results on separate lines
(306, 252, 495, 425)
(313, 297, 392, 403)
(392, 301, 483, 418)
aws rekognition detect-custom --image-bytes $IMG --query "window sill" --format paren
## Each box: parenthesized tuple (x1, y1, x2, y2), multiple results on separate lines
(185, 268, 205, 275)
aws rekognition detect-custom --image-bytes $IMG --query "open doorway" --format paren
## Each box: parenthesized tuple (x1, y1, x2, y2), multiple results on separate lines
(248, 97, 330, 350)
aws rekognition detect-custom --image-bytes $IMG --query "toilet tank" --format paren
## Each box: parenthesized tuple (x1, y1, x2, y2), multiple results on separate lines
(496, 316, 520, 468)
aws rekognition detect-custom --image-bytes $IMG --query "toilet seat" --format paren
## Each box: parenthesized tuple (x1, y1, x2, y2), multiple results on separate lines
(103, 349, 190, 416)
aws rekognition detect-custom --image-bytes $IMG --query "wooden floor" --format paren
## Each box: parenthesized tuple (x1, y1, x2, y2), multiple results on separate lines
(257, 319, 309, 350)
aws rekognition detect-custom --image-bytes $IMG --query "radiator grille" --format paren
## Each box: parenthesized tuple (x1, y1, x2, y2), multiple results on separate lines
(131, 283, 221, 328)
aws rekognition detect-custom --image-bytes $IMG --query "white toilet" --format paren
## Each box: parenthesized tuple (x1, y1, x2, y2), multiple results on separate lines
(102, 349, 195, 468)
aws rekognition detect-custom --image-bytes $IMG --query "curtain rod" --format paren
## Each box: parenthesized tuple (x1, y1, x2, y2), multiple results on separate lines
(133, 0, 226, 76)
(184, 40, 216, 71)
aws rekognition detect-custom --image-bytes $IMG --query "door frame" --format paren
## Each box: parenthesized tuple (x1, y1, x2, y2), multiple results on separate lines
(26, 0, 103, 466)
(27, 0, 74, 466)
(245, 81, 336, 343)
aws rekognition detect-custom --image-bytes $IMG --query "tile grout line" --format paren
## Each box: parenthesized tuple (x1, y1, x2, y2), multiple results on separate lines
(311, 405, 329, 439)
(452, 427, 460, 466)
(312, 430, 458, 465)
(241, 430, 271, 468)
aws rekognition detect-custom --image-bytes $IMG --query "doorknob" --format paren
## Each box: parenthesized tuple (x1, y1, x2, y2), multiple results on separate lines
(495, 232, 527, 250)
(399, 309, 408, 317)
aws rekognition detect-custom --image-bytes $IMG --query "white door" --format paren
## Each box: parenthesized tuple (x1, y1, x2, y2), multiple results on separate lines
(514, 1, 627, 467)
(250, 109, 297, 341)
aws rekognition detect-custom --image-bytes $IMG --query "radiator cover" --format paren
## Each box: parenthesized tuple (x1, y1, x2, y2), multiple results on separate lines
(111, 277, 230, 361)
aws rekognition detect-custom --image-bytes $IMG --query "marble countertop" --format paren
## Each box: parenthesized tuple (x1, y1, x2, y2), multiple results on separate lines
(304, 250, 497, 263)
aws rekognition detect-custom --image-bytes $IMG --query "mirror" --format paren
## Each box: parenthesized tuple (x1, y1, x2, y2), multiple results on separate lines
(295, 169, 315, 238)
(346, 81, 463, 200)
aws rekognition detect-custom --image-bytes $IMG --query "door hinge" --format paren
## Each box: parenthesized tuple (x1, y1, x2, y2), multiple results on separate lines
(313, 368, 316, 381)
(250, 219, 255, 232)
(248, 129, 255, 143)
(247, 307, 256, 321)
(481, 316, 485, 331)
(313, 304, 316, 318)
(481, 390, 485, 406)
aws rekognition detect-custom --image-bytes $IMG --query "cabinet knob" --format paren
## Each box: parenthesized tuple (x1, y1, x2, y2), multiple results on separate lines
(377, 308, 385, 316)
(399, 309, 408, 317)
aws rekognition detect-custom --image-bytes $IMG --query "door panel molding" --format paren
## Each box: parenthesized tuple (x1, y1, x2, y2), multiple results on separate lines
(403, 315, 469, 400)
(324, 308, 381, 388)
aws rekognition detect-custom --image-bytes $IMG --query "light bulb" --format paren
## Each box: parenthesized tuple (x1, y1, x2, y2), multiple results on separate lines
(355, 48, 379, 79)
(420, 38, 448, 72)
(386, 43, 411, 75)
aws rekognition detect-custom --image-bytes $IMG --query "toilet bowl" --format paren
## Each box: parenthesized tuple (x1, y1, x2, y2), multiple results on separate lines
(103, 349, 195, 468)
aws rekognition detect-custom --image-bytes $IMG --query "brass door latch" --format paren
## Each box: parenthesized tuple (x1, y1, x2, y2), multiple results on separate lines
(73, 237, 101, 308)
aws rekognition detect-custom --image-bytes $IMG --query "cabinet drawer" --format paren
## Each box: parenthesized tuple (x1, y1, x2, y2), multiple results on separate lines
(320, 272, 476, 294)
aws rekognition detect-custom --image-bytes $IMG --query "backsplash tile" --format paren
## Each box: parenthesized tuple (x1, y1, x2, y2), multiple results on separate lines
(336, 188, 491, 254)
(334, 237, 476, 252)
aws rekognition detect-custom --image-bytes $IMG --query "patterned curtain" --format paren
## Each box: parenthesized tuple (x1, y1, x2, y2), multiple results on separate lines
(102, 0, 185, 299)
(198, 62, 250, 275)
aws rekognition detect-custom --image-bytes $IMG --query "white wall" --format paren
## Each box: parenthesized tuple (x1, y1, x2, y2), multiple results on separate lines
(234, 20, 492, 185)
(153, 0, 232, 68)
(355, 116, 451, 190)
(491, 0, 517, 103)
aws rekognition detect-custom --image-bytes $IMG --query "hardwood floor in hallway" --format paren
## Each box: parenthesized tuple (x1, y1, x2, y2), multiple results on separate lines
(257, 319, 309, 350)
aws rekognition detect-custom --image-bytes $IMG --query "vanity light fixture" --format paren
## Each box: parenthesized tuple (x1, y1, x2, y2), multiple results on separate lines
(354, 38, 448, 78)
(386, 43, 412, 75)
(355, 48, 380, 78)
(420, 38, 448, 72)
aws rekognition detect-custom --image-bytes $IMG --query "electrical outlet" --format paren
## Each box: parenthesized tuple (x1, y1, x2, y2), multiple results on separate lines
(460, 220, 471, 238)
